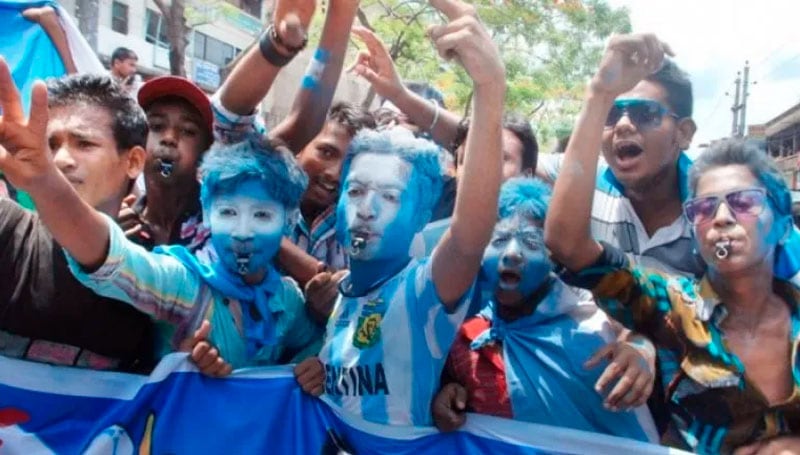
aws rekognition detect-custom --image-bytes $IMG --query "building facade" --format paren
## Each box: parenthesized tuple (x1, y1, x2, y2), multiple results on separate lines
(57, 0, 373, 127)
(764, 102, 800, 190)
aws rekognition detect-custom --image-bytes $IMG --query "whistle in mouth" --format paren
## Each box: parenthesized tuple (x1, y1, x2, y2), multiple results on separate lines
(158, 159, 174, 178)
(350, 236, 367, 253)
(714, 240, 731, 260)
(235, 254, 251, 275)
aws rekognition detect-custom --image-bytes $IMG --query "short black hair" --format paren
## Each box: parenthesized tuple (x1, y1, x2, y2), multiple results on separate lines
(450, 114, 539, 172)
(111, 47, 137, 64)
(502, 113, 539, 172)
(327, 102, 376, 138)
(646, 59, 693, 119)
(47, 74, 148, 151)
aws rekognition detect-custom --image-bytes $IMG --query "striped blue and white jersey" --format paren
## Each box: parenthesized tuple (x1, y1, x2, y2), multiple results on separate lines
(318, 257, 472, 426)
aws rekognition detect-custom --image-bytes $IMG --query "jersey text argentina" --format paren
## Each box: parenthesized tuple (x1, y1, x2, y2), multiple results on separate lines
(318, 258, 472, 426)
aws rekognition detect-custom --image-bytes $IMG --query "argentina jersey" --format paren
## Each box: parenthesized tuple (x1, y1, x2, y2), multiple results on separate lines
(318, 257, 472, 426)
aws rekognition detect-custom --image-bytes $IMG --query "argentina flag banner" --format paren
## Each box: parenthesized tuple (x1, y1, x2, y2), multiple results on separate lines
(0, 354, 691, 454)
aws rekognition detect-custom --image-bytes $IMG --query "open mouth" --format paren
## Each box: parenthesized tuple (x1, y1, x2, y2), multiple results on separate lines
(499, 270, 522, 287)
(614, 141, 644, 161)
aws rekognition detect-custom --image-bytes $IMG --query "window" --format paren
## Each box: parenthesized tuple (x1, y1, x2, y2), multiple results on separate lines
(144, 9, 169, 47)
(193, 31, 240, 67)
(111, 1, 129, 35)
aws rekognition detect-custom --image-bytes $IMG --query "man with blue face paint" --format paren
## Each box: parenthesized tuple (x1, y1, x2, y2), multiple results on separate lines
(314, 0, 507, 426)
(431, 178, 658, 440)
(0, 76, 323, 377)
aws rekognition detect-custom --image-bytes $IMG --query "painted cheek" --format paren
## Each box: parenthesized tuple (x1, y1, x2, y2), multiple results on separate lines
(519, 253, 552, 295)
(480, 248, 501, 287)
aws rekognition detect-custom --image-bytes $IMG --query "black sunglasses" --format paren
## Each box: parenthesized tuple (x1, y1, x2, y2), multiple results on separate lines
(605, 99, 679, 130)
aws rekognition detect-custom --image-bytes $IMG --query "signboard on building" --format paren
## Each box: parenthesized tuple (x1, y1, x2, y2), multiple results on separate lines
(187, 1, 262, 37)
(194, 59, 220, 89)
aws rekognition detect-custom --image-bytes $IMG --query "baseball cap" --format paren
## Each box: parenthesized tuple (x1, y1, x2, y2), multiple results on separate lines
(137, 76, 213, 135)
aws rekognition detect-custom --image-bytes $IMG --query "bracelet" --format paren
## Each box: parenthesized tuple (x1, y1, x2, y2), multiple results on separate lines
(429, 102, 441, 131)
(258, 24, 295, 67)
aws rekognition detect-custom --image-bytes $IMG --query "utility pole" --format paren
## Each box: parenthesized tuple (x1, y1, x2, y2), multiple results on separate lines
(738, 61, 751, 137)
(729, 72, 742, 137)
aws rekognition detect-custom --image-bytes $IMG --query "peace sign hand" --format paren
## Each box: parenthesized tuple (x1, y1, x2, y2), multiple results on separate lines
(0, 57, 53, 192)
(348, 26, 405, 101)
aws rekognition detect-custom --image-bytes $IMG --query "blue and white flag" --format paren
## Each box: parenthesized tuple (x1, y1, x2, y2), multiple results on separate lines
(0, 354, 691, 454)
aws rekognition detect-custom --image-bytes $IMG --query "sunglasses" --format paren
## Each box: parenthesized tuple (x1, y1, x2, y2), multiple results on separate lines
(683, 187, 767, 225)
(605, 99, 679, 130)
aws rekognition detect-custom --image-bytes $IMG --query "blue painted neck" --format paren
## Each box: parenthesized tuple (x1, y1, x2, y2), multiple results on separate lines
(347, 255, 412, 296)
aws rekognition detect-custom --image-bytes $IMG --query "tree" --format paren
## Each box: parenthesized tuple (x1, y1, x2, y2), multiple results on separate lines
(153, 0, 189, 76)
(355, 0, 631, 144)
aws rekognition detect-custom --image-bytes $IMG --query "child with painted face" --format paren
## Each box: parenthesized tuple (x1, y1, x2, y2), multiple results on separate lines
(0, 83, 321, 374)
(431, 178, 658, 440)
(312, 0, 507, 426)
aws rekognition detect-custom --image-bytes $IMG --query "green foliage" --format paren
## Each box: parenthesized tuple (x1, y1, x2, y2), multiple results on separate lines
(356, 0, 631, 145)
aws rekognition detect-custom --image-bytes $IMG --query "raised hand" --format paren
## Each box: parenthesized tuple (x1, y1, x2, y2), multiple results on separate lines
(0, 58, 52, 191)
(590, 33, 674, 99)
(349, 26, 405, 100)
(272, 0, 317, 51)
(427, 0, 504, 86)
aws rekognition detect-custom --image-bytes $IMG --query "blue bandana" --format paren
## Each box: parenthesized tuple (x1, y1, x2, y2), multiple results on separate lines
(155, 245, 280, 358)
(469, 282, 651, 440)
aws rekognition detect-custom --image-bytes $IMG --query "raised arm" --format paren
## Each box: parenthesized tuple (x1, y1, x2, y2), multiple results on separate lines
(269, 0, 360, 152)
(350, 26, 462, 148)
(217, 0, 316, 116)
(544, 34, 672, 271)
(0, 60, 201, 328)
(427, 0, 505, 308)
(0, 58, 108, 269)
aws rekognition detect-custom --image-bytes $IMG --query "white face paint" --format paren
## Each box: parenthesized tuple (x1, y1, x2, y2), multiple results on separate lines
(336, 153, 418, 261)
(208, 179, 286, 276)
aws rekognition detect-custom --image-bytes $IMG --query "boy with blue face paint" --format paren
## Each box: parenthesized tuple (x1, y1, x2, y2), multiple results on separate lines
(314, 0, 507, 426)
(0, 79, 322, 375)
(431, 178, 658, 440)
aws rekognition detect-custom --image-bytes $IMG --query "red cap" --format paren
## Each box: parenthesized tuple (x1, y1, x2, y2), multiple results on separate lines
(137, 76, 213, 135)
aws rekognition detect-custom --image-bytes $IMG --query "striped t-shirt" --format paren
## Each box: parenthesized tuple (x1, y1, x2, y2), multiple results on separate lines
(318, 258, 472, 426)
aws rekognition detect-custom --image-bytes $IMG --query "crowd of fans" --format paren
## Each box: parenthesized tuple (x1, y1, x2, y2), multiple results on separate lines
(0, 0, 798, 453)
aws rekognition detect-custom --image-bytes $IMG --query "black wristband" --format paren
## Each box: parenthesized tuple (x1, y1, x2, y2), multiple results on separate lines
(259, 24, 294, 67)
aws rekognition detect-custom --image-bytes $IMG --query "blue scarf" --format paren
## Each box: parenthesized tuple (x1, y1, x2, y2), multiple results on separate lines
(470, 281, 650, 441)
(155, 245, 280, 357)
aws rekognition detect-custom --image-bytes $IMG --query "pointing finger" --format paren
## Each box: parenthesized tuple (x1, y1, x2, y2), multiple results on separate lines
(429, 0, 475, 21)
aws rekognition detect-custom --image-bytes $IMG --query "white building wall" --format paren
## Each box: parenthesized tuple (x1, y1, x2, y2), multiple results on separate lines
(56, 0, 373, 125)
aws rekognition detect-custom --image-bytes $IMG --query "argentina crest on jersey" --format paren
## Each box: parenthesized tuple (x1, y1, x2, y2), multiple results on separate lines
(353, 297, 386, 349)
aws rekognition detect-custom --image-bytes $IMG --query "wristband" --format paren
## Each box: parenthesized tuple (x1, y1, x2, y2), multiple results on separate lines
(259, 24, 294, 67)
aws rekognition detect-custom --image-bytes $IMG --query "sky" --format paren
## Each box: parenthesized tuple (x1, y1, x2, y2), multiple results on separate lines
(606, 0, 800, 150)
